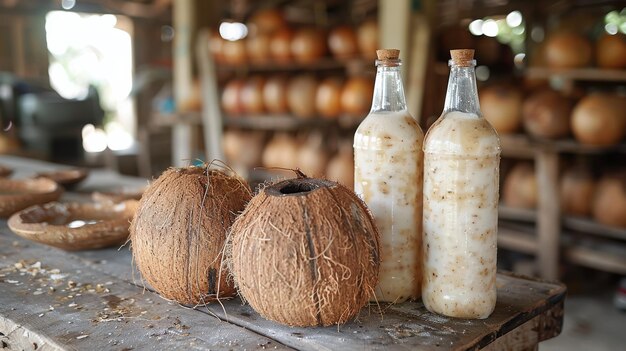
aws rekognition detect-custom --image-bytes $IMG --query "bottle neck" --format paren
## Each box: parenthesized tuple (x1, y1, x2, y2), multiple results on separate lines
(370, 64, 407, 113)
(443, 63, 481, 116)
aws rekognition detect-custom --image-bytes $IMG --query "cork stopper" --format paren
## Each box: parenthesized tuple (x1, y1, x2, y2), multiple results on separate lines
(450, 49, 475, 67)
(376, 49, 400, 61)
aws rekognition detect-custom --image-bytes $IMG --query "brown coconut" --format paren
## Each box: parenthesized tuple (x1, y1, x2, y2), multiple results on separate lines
(326, 142, 354, 189)
(560, 166, 595, 217)
(522, 89, 572, 139)
(130, 165, 252, 305)
(295, 133, 328, 177)
(228, 175, 380, 327)
(592, 171, 626, 228)
(503, 162, 538, 209)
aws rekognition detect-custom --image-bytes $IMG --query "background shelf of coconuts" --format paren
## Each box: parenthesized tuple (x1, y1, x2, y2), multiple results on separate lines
(0, 156, 566, 351)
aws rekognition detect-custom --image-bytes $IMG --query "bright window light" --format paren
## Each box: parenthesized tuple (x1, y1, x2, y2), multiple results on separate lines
(82, 124, 95, 139)
(469, 20, 484, 36)
(514, 53, 526, 68)
(482, 19, 499, 37)
(106, 121, 134, 151)
(82, 125, 108, 153)
(506, 11, 523, 27)
(61, 0, 75, 10)
(512, 26, 525, 35)
(219, 22, 248, 41)
(46, 11, 136, 151)
(605, 23, 619, 35)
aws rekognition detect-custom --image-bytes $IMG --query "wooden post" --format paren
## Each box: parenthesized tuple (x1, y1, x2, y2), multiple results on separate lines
(172, 0, 196, 167)
(196, 29, 224, 162)
(536, 149, 560, 280)
(406, 12, 430, 121)
(12, 17, 26, 76)
(379, 0, 411, 82)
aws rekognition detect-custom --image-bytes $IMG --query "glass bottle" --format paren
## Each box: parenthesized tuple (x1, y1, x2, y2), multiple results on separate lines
(422, 49, 501, 319)
(354, 49, 424, 303)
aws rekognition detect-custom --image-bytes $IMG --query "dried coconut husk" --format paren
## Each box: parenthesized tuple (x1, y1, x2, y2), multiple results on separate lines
(36, 168, 89, 189)
(8, 200, 138, 250)
(0, 178, 63, 218)
(228, 175, 380, 327)
(130, 165, 252, 305)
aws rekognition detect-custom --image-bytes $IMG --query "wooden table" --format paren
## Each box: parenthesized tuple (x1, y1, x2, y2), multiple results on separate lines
(0, 156, 567, 351)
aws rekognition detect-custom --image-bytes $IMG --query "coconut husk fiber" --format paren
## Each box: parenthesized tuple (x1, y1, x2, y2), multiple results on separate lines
(228, 177, 380, 327)
(130, 165, 251, 305)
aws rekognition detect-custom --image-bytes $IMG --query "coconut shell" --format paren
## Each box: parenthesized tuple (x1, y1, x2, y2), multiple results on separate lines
(503, 162, 537, 209)
(8, 200, 138, 250)
(130, 166, 252, 305)
(36, 169, 89, 189)
(229, 177, 379, 327)
(592, 172, 626, 228)
(0, 164, 12, 178)
(0, 178, 63, 218)
(91, 188, 145, 204)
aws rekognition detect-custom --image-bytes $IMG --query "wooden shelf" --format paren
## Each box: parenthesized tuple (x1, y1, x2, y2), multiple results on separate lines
(499, 205, 536, 223)
(565, 244, 626, 275)
(227, 115, 362, 130)
(498, 224, 538, 255)
(499, 205, 626, 242)
(498, 222, 626, 275)
(153, 112, 362, 131)
(563, 216, 626, 242)
(152, 111, 201, 127)
(499, 134, 626, 157)
(525, 67, 626, 83)
(225, 114, 329, 130)
(216, 57, 372, 73)
(500, 134, 536, 159)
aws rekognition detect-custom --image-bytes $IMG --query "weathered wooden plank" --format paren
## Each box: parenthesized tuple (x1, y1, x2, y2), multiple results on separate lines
(199, 275, 564, 351)
(0, 156, 567, 350)
(64, 231, 566, 351)
(0, 229, 291, 351)
(11, 228, 566, 351)
(482, 302, 563, 351)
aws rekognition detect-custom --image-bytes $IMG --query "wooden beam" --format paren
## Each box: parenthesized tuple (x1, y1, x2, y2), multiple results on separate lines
(406, 12, 430, 121)
(196, 29, 224, 162)
(535, 150, 561, 280)
(379, 0, 411, 82)
(172, 0, 196, 167)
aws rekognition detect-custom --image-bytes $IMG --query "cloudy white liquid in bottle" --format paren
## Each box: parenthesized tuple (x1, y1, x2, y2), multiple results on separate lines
(354, 49, 424, 302)
(422, 49, 501, 319)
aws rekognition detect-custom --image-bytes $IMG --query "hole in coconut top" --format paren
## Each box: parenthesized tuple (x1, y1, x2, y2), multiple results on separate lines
(267, 178, 335, 197)
(279, 182, 318, 194)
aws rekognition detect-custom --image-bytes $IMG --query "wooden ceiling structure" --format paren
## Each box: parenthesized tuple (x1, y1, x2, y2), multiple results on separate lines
(0, 0, 172, 19)
(434, 0, 625, 27)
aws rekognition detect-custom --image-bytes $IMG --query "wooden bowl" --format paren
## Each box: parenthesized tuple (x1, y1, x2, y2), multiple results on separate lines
(0, 165, 13, 178)
(91, 187, 145, 204)
(0, 178, 63, 218)
(8, 200, 139, 251)
(36, 169, 89, 189)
